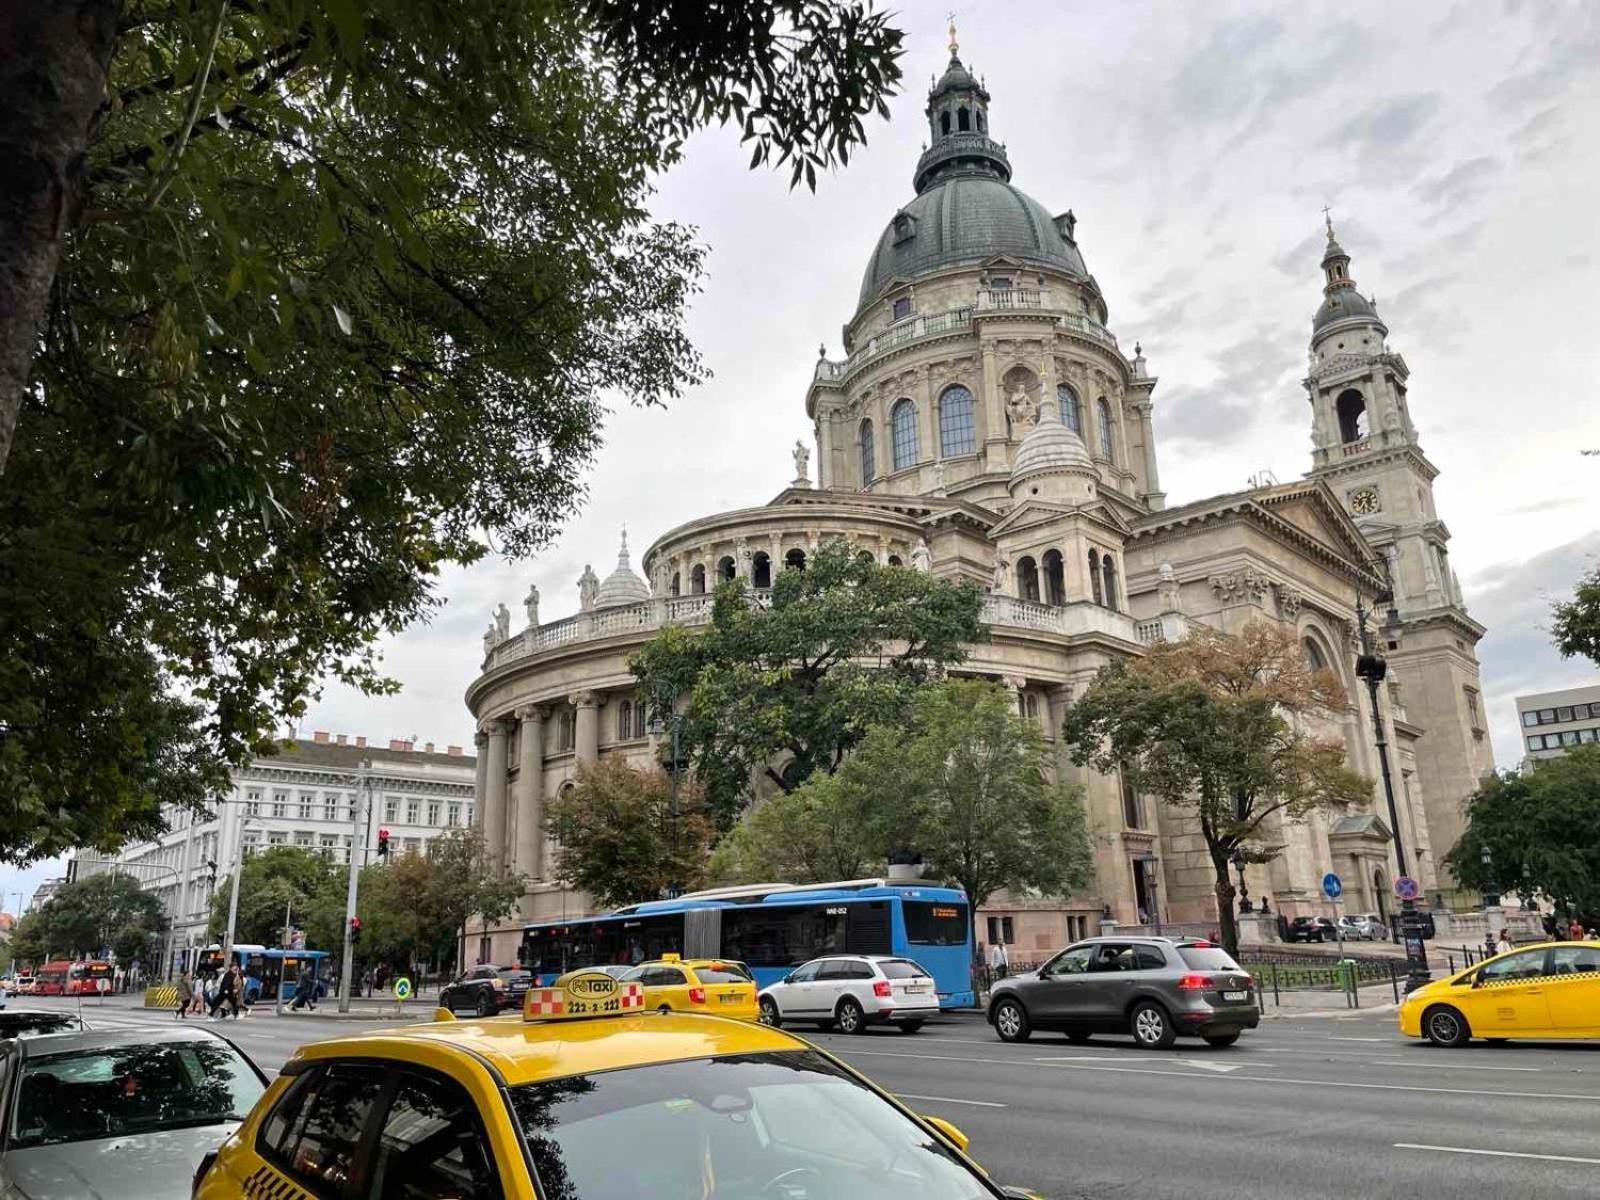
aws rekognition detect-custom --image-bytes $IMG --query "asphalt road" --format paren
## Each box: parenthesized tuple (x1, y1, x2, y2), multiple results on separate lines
(35, 995, 1600, 1198)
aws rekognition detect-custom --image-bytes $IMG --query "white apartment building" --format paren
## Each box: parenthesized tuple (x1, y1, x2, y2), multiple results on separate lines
(1517, 684, 1600, 760)
(79, 733, 475, 974)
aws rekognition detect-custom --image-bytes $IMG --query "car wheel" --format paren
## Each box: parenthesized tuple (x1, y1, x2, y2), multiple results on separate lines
(1064, 1030, 1092, 1044)
(475, 992, 495, 1018)
(992, 998, 1030, 1043)
(836, 997, 866, 1035)
(897, 1019, 924, 1034)
(1203, 1032, 1240, 1048)
(1130, 1002, 1176, 1049)
(1423, 1005, 1471, 1048)
(758, 996, 781, 1027)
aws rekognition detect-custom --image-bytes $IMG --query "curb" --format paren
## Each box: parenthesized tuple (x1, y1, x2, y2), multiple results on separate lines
(1262, 1002, 1398, 1020)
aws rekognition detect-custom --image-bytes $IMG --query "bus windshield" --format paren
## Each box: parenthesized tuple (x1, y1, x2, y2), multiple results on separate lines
(902, 901, 968, 946)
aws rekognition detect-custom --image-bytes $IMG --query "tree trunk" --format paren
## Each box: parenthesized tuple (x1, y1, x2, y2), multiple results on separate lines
(1212, 864, 1240, 960)
(0, 0, 118, 476)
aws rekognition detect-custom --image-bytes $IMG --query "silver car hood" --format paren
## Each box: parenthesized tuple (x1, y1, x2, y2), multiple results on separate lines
(3, 1123, 239, 1200)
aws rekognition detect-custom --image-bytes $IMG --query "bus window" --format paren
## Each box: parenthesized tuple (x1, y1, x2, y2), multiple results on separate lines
(722, 905, 847, 969)
(902, 901, 968, 946)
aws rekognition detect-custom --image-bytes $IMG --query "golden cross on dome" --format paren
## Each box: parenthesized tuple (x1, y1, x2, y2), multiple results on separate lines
(1322, 205, 1335, 238)
(947, 12, 959, 56)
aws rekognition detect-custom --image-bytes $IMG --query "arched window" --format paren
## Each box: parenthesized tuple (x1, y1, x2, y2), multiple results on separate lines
(1058, 384, 1082, 434)
(785, 548, 807, 572)
(717, 556, 736, 582)
(1042, 550, 1065, 606)
(958, 106, 971, 132)
(1101, 553, 1119, 611)
(859, 419, 875, 486)
(1016, 556, 1040, 603)
(616, 699, 632, 741)
(556, 708, 576, 753)
(752, 552, 771, 589)
(890, 399, 918, 470)
(976, 110, 985, 132)
(1303, 635, 1330, 673)
(939, 385, 976, 456)
(1096, 397, 1114, 461)
(1336, 389, 1367, 442)
(669, 571, 680, 597)
(940, 110, 951, 136)
(887, 554, 903, 567)
(1088, 549, 1103, 605)
(690, 564, 706, 595)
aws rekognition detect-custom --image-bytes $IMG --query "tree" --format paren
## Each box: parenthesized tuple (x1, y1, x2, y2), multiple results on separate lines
(630, 540, 986, 819)
(10, 910, 45, 968)
(708, 679, 1093, 954)
(861, 679, 1093, 952)
(23, 872, 165, 961)
(547, 760, 714, 910)
(0, 1, 903, 864)
(1551, 564, 1600, 667)
(1445, 745, 1600, 926)
(206, 845, 344, 950)
(417, 828, 525, 974)
(708, 769, 890, 885)
(1063, 622, 1372, 959)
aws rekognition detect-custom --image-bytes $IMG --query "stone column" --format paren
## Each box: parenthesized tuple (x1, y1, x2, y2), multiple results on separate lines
(515, 705, 547, 880)
(472, 730, 488, 830)
(916, 365, 936, 464)
(1134, 398, 1162, 502)
(981, 342, 1006, 470)
(573, 691, 599, 765)
(484, 720, 510, 873)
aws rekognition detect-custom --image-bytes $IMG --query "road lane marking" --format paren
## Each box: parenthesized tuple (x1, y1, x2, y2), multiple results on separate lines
(1364, 1059, 1540, 1072)
(1395, 1143, 1600, 1165)
(838, 1049, 1600, 1103)
(1034, 1055, 1270, 1073)
(897, 1093, 1007, 1108)
(1329, 1036, 1387, 1042)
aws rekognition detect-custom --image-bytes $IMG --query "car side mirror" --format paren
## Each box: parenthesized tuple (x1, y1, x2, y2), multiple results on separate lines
(921, 1116, 969, 1153)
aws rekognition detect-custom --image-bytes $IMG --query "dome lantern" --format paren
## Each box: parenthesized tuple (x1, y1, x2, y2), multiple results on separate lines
(593, 529, 650, 610)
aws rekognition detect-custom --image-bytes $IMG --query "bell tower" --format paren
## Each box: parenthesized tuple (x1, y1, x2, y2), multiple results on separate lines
(1303, 215, 1494, 901)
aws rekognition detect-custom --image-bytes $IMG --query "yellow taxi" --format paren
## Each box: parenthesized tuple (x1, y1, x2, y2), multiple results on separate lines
(620, 953, 760, 1022)
(1398, 939, 1600, 1047)
(194, 971, 1039, 1198)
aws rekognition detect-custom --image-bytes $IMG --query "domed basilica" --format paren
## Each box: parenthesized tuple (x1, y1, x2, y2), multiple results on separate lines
(464, 39, 1494, 964)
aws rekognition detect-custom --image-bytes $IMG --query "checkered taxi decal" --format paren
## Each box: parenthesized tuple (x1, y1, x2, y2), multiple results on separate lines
(242, 1165, 312, 1199)
(524, 979, 644, 1019)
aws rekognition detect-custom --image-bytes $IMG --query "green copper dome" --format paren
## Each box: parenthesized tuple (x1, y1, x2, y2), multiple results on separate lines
(858, 175, 1087, 311)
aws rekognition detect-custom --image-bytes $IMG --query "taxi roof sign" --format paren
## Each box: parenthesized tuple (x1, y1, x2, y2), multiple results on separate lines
(525, 971, 645, 1022)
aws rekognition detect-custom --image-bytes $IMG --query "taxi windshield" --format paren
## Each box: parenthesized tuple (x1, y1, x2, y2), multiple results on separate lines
(507, 1049, 999, 1199)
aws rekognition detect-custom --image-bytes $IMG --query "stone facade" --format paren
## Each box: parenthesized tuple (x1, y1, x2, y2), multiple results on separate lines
(463, 47, 1494, 964)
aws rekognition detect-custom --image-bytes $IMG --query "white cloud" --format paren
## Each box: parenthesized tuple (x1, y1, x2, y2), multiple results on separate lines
(300, 0, 1600, 765)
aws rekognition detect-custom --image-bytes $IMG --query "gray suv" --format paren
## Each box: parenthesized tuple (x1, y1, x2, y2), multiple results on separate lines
(987, 937, 1260, 1049)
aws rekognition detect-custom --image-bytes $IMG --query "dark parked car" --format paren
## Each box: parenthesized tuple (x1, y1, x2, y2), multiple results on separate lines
(987, 937, 1259, 1049)
(439, 964, 531, 1016)
(1286, 916, 1339, 943)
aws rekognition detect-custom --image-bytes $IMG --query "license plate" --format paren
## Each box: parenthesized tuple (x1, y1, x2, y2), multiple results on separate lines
(906, 982, 930, 992)
(719, 993, 740, 1003)
(1222, 990, 1248, 1002)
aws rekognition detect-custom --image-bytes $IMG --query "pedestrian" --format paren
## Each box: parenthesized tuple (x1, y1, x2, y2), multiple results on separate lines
(175, 970, 194, 1020)
(1543, 912, 1559, 939)
(987, 939, 1007, 981)
(1497, 929, 1514, 954)
(211, 964, 241, 1019)
(1569, 918, 1584, 941)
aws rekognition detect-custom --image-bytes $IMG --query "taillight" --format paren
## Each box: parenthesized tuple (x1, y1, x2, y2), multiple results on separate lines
(873, 980, 892, 998)
(688, 987, 707, 1004)
(1177, 974, 1213, 990)
(491, 977, 505, 990)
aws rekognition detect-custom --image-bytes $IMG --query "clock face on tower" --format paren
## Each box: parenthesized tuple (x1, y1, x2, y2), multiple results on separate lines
(1350, 488, 1381, 515)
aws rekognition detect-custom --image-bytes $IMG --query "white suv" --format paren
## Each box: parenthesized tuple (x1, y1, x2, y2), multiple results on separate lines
(758, 955, 940, 1034)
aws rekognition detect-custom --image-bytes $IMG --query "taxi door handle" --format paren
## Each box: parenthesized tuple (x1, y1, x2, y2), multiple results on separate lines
(1523, 988, 1543, 994)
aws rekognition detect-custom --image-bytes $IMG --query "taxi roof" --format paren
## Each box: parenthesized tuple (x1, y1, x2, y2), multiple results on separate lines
(296, 1011, 805, 1087)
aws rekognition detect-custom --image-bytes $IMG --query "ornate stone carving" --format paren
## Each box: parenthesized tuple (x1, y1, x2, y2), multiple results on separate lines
(991, 555, 1009, 595)
(911, 538, 933, 573)
(1209, 567, 1271, 604)
(1157, 562, 1182, 613)
(1005, 382, 1039, 430)
(523, 583, 540, 628)
(792, 438, 811, 487)
(569, 690, 597, 709)
(577, 563, 599, 612)
(1275, 583, 1304, 617)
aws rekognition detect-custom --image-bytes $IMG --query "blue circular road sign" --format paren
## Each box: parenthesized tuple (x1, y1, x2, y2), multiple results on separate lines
(1321, 872, 1343, 900)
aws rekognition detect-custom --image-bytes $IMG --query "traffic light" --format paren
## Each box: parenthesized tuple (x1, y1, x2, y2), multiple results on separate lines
(377, 828, 390, 859)
(348, 916, 362, 944)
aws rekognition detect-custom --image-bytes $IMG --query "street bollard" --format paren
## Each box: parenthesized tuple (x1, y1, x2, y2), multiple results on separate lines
(1389, 960, 1400, 1004)
(1271, 962, 1280, 1006)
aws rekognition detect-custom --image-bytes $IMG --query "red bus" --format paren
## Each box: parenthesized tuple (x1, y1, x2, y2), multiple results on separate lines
(33, 960, 114, 996)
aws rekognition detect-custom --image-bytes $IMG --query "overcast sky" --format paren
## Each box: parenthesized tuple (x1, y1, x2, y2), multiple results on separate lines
(7, 0, 1598, 911)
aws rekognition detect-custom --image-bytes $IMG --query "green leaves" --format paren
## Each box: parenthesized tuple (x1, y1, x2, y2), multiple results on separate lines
(18, 873, 166, 963)
(545, 760, 713, 909)
(629, 540, 985, 820)
(1552, 564, 1600, 667)
(1446, 745, 1600, 923)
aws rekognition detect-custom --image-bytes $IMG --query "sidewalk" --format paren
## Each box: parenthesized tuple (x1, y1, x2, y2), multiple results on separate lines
(1258, 981, 1400, 1019)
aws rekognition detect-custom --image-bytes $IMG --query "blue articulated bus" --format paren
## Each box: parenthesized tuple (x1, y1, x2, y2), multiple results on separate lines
(519, 879, 975, 1008)
(197, 944, 330, 1002)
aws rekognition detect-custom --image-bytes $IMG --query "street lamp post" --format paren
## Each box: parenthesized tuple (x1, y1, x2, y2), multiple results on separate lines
(1136, 852, 1161, 937)
(338, 760, 372, 1014)
(1353, 589, 1432, 993)
(649, 686, 683, 899)
(1232, 850, 1252, 913)
(221, 817, 261, 959)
